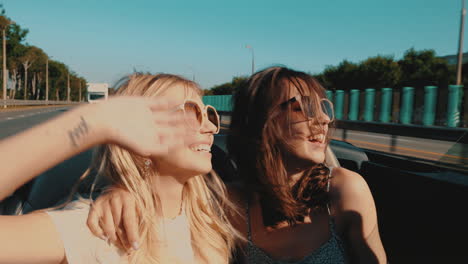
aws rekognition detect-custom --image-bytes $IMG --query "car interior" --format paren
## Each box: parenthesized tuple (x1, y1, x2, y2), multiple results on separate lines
(1, 134, 467, 262)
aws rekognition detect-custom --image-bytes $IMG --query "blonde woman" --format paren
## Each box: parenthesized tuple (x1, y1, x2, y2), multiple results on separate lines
(0, 73, 240, 264)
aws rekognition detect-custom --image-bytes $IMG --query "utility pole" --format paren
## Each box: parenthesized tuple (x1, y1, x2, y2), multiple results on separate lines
(0, 17, 12, 107)
(2, 28, 6, 107)
(457, 0, 466, 85)
(45, 58, 48, 103)
(188, 66, 195, 81)
(78, 81, 81, 102)
(246, 45, 255, 75)
(67, 73, 70, 102)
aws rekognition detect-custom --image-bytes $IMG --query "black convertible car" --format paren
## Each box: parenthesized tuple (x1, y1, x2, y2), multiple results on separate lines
(1, 134, 467, 263)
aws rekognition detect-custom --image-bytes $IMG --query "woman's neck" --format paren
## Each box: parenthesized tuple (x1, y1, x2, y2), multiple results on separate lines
(287, 168, 307, 187)
(153, 172, 185, 219)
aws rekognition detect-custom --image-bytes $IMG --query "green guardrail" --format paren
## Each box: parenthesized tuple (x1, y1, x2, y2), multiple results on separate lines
(334, 90, 344, 120)
(326, 90, 333, 101)
(348, 89, 360, 121)
(400, 87, 415, 124)
(202, 95, 232, 112)
(447, 85, 463, 128)
(380, 88, 392, 123)
(203, 83, 467, 128)
(364, 88, 375, 122)
(423, 86, 438, 126)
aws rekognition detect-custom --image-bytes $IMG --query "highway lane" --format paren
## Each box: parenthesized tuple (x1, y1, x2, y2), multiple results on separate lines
(0, 106, 74, 140)
(332, 128, 468, 167)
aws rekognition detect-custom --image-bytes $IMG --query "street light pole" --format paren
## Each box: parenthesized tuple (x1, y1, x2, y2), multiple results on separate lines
(67, 73, 70, 102)
(188, 66, 195, 81)
(78, 81, 81, 102)
(457, 0, 466, 85)
(2, 28, 6, 108)
(246, 45, 255, 75)
(45, 58, 49, 103)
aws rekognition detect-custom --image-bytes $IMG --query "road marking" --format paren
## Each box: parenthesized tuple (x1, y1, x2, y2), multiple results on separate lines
(334, 137, 468, 161)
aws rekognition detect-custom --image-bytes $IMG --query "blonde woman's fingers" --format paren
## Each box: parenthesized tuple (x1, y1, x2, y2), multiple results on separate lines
(153, 110, 185, 130)
(148, 98, 180, 112)
(87, 205, 107, 241)
(110, 196, 123, 231)
(122, 196, 140, 250)
(116, 227, 131, 252)
(159, 127, 186, 147)
(101, 200, 118, 243)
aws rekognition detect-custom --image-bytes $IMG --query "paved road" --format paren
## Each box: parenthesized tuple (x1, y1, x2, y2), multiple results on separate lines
(332, 128, 468, 167)
(0, 106, 73, 140)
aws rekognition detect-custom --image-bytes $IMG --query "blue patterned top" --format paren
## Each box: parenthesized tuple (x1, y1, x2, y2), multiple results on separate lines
(244, 167, 348, 264)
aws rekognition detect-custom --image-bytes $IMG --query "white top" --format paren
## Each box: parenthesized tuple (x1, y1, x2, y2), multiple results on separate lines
(46, 200, 196, 264)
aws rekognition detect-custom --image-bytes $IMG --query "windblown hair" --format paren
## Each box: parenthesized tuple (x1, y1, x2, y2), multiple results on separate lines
(227, 66, 335, 227)
(87, 74, 240, 263)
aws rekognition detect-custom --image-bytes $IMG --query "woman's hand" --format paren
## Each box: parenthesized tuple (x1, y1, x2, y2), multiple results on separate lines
(0, 95, 184, 201)
(90, 96, 186, 157)
(87, 189, 140, 251)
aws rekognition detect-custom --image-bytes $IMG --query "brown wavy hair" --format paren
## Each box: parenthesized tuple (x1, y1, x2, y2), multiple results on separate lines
(227, 66, 334, 227)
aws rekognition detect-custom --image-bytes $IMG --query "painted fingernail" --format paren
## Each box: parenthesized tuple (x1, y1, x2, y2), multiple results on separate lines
(132, 241, 140, 250)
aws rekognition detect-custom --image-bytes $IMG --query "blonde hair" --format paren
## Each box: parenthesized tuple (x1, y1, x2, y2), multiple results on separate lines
(87, 74, 240, 263)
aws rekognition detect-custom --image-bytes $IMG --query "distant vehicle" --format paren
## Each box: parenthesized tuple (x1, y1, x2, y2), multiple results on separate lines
(86, 83, 109, 103)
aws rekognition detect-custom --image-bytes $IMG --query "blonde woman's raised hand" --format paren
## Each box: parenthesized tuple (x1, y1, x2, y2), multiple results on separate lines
(87, 189, 140, 251)
(91, 96, 186, 157)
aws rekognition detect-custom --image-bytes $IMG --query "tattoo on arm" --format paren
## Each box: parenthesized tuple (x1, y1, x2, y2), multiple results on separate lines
(68, 116, 89, 148)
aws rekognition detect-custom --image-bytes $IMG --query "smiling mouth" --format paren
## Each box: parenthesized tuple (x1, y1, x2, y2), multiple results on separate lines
(189, 144, 212, 153)
(308, 134, 326, 144)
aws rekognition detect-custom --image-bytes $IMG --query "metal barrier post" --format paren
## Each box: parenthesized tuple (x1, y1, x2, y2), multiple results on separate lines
(447, 85, 463, 127)
(364, 88, 375, 122)
(326, 90, 333, 102)
(223, 95, 232, 112)
(400, 87, 414, 124)
(380, 88, 393, 123)
(423, 86, 438, 126)
(203, 95, 233, 112)
(334, 90, 344, 120)
(348, 89, 360, 121)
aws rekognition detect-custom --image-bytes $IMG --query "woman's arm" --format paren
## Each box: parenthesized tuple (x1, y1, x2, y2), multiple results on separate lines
(330, 167, 387, 264)
(0, 96, 183, 201)
(86, 182, 249, 251)
(0, 96, 184, 263)
(87, 188, 140, 248)
(0, 104, 103, 201)
(0, 213, 67, 264)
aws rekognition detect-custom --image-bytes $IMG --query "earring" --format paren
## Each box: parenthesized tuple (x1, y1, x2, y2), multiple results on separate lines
(143, 159, 153, 177)
(144, 159, 152, 168)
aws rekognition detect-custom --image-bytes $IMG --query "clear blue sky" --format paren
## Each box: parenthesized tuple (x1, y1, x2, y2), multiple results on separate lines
(2, 0, 466, 89)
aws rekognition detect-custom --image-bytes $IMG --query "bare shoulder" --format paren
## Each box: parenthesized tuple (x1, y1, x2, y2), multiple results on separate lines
(329, 167, 374, 205)
(329, 169, 387, 262)
(329, 167, 378, 234)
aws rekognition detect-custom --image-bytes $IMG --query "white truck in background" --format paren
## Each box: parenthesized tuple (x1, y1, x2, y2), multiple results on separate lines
(86, 83, 109, 103)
